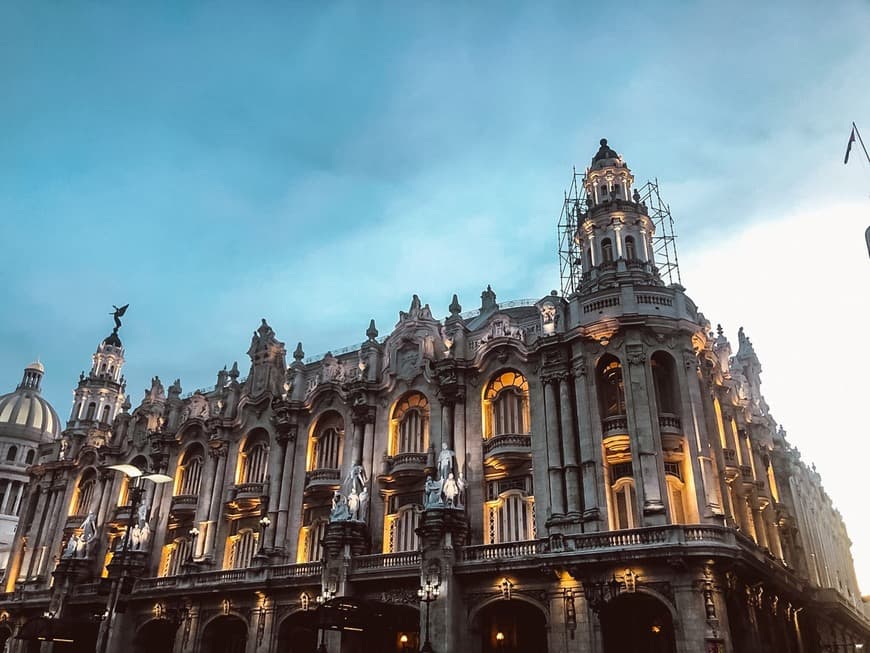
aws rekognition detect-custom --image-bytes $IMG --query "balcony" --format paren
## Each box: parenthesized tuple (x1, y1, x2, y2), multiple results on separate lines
(381, 452, 427, 481)
(170, 494, 199, 514)
(602, 415, 629, 437)
(658, 413, 682, 435)
(722, 448, 740, 481)
(351, 552, 421, 578)
(133, 561, 323, 595)
(233, 482, 266, 500)
(112, 505, 134, 523)
(305, 468, 340, 494)
(483, 433, 532, 468)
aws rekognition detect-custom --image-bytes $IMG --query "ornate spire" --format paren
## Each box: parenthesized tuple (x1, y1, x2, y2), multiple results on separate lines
(449, 294, 462, 316)
(366, 319, 378, 341)
(293, 342, 305, 362)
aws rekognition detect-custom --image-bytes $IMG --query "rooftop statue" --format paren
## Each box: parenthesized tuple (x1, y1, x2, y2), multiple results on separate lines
(111, 304, 129, 331)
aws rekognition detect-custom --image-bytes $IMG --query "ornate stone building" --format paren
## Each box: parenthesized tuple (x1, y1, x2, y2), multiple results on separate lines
(0, 141, 867, 653)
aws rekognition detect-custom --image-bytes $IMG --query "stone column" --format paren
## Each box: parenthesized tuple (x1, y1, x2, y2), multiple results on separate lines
(33, 488, 59, 577)
(543, 377, 566, 518)
(577, 357, 605, 529)
(265, 436, 285, 550)
(274, 427, 297, 552)
(559, 376, 581, 518)
(350, 419, 365, 467)
(204, 442, 228, 561)
(622, 344, 665, 522)
(194, 450, 218, 558)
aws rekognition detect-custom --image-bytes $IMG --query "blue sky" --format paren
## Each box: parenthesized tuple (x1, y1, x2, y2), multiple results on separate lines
(3, 2, 870, 586)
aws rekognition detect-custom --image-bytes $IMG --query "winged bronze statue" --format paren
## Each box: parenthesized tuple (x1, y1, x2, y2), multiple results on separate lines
(111, 304, 129, 330)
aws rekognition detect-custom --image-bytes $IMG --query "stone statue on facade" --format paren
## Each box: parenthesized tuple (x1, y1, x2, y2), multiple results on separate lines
(110, 304, 129, 331)
(62, 534, 80, 559)
(424, 475, 443, 509)
(329, 490, 351, 522)
(437, 443, 456, 482)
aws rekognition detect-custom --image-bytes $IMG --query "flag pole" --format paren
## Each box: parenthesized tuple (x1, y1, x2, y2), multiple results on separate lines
(853, 122, 870, 166)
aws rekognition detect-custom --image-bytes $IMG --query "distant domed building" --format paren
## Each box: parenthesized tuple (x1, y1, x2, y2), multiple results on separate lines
(0, 361, 60, 570)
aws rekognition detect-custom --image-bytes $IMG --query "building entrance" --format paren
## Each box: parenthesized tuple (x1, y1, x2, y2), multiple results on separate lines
(474, 600, 547, 653)
(600, 593, 676, 653)
(201, 615, 247, 653)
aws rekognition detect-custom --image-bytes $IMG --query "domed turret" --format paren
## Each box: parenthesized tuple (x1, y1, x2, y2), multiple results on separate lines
(0, 362, 60, 442)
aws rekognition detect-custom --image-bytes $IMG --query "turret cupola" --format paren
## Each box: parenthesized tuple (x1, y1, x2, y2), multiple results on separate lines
(571, 139, 661, 293)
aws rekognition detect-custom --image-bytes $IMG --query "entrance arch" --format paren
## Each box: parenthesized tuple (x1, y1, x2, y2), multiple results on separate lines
(134, 618, 177, 653)
(600, 592, 676, 653)
(276, 611, 318, 653)
(0, 626, 11, 653)
(473, 599, 547, 653)
(201, 615, 247, 653)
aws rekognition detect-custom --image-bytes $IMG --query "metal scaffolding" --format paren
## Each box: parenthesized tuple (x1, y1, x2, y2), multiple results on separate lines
(557, 171, 681, 296)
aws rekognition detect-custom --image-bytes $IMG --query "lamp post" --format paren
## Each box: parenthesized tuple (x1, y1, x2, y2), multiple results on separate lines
(95, 464, 172, 653)
(315, 586, 336, 653)
(187, 527, 199, 563)
(257, 516, 271, 556)
(417, 580, 439, 653)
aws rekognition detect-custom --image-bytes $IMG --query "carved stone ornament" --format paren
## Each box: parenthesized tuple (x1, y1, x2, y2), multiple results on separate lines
(626, 344, 646, 366)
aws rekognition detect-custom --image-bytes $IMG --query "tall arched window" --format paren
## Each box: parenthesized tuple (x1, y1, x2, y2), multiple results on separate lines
(485, 490, 535, 544)
(484, 371, 530, 438)
(299, 518, 328, 563)
(5, 446, 17, 462)
(239, 433, 269, 485)
(101, 405, 111, 424)
(611, 477, 638, 530)
(625, 236, 637, 260)
(85, 402, 96, 421)
(666, 472, 687, 525)
(160, 536, 192, 577)
(310, 415, 344, 471)
(386, 504, 421, 553)
(72, 470, 97, 516)
(226, 528, 257, 569)
(176, 446, 204, 496)
(597, 356, 626, 418)
(25, 449, 35, 465)
(651, 352, 679, 415)
(601, 238, 614, 263)
(391, 393, 429, 455)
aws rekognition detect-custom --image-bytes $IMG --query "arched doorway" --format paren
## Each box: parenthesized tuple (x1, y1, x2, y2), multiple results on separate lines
(475, 600, 547, 653)
(276, 611, 318, 653)
(0, 626, 11, 653)
(134, 618, 177, 653)
(201, 615, 247, 653)
(600, 593, 676, 653)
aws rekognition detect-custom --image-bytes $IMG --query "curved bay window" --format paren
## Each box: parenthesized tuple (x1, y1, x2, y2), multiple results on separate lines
(597, 355, 626, 418)
(176, 445, 204, 496)
(610, 463, 638, 530)
(391, 393, 429, 455)
(71, 469, 96, 516)
(238, 431, 269, 485)
(385, 497, 422, 553)
(484, 371, 530, 439)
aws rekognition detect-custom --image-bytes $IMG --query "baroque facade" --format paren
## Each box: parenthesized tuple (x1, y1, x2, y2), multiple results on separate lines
(0, 140, 868, 653)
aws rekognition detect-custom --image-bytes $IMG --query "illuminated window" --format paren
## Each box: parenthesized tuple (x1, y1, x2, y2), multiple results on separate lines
(610, 477, 639, 529)
(225, 528, 257, 569)
(312, 427, 342, 471)
(484, 371, 530, 438)
(239, 435, 269, 485)
(160, 537, 192, 577)
(176, 447, 204, 496)
(72, 470, 96, 516)
(385, 504, 421, 553)
(485, 490, 535, 544)
(299, 519, 328, 563)
(597, 356, 626, 417)
(666, 474, 686, 525)
(391, 394, 429, 455)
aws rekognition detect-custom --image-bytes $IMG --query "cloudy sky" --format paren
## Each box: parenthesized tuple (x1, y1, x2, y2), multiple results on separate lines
(2, 2, 869, 588)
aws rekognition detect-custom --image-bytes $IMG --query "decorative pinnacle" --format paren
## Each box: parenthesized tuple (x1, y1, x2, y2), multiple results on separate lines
(366, 319, 378, 341)
(716, 324, 724, 337)
(449, 294, 462, 316)
(293, 342, 304, 362)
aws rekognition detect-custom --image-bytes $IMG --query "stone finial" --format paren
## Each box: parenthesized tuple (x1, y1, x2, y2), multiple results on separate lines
(293, 342, 305, 362)
(366, 319, 378, 341)
(229, 361, 239, 379)
(717, 324, 724, 338)
(449, 294, 462, 316)
(480, 285, 497, 312)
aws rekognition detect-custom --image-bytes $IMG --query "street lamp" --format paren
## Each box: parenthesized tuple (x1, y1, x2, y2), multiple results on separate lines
(187, 527, 199, 563)
(417, 579, 439, 653)
(95, 464, 172, 653)
(315, 586, 337, 653)
(257, 516, 271, 556)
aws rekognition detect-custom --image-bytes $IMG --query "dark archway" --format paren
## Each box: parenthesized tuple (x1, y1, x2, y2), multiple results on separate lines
(133, 618, 177, 653)
(201, 615, 247, 653)
(600, 593, 676, 653)
(0, 626, 11, 653)
(276, 611, 318, 653)
(475, 600, 547, 653)
(315, 598, 419, 653)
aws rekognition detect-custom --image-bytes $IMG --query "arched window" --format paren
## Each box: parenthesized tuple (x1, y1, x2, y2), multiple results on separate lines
(601, 238, 614, 263)
(25, 449, 35, 465)
(310, 415, 344, 471)
(613, 183, 621, 199)
(484, 371, 530, 438)
(625, 236, 637, 260)
(239, 433, 269, 485)
(485, 490, 535, 544)
(386, 504, 421, 553)
(5, 446, 17, 462)
(586, 248, 593, 269)
(597, 356, 626, 418)
(72, 470, 96, 516)
(101, 405, 111, 424)
(176, 446, 204, 496)
(651, 352, 679, 415)
(160, 536, 192, 577)
(299, 518, 328, 563)
(391, 394, 429, 455)
(85, 402, 96, 421)
(226, 528, 257, 569)
(666, 473, 687, 525)
(611, 477, 638, 530)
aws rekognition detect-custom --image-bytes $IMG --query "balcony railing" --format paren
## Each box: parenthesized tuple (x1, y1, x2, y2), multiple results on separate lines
(307, 468, 340, 485)
(269, 561, 323, 579)
(658, 413, 682, 433)
(353, 551, 421, 570)
(602, 415, 629, 436)
(170, 494, 199, 512)
(383, 452, 427, 477)
(482, 433, 532, 456)
(233, 482, 266, 499)
(460, 539, 546, 561)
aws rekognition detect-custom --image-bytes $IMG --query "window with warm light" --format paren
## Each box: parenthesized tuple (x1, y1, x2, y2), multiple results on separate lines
(597, 356, 626, 418)
(483, 371, 530, 438)
(238, 434, 269, 485)
(390, 393, 429, 455)
(385, 499, 421, 553)
(225, 528, 257, 569)
(175, 446, 204, 496)
(309, 414, 344, 472)
(610, 468, 638, 530)
(298, 517, 328, 563)
(486, 489, 535, 544)
(71, 469, 96, 516)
